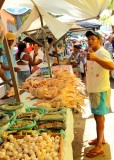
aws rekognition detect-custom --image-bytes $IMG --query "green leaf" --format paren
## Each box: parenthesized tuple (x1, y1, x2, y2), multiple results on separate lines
(108, 0, 114, 9)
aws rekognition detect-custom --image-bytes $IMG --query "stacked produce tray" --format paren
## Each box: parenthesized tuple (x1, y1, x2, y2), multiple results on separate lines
(0, 132, 63, 160)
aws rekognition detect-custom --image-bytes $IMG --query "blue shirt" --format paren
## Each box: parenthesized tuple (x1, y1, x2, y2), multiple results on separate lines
(1, 49, 16, 80)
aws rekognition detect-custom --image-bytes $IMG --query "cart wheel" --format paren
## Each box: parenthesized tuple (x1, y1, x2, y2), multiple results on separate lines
(111, 70, 114, 79)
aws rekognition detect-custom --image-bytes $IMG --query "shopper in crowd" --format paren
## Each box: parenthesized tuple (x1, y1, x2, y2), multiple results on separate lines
(1, 32, 20, 81)
(0, 49, 13, 87)
(104, 35, 113, 57)
(81, 40, 87, 50)
(67, 45, 85, 79)
(85, 30, 114, 158)
(16, 42, 42, 85)
(0, 22, 16, 88)
(67, 45, 81, 66)
(30, 43, 44, 73)
(79, 49, 87, 81)
(47, 38, 54, 56)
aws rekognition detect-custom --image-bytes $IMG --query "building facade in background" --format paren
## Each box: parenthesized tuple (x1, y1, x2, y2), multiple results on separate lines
(0, 9, 16, 33)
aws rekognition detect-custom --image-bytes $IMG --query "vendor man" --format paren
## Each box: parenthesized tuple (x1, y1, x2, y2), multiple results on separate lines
(1, 32, 20, 81)
(85, 30, 114, 158)
(0, 24, 13, 87)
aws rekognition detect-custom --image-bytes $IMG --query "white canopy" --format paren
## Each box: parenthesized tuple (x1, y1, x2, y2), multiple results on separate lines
(15, 6, 73, 40)
(2, 0, 111, 20)
(65, 0, 111, 20)
(2, 0, 112, 39)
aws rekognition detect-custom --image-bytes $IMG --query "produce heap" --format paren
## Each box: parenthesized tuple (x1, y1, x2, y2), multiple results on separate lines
(21, 70, 86, 113)
(0, 133, 62, 160)
(0, 103, 66, 160)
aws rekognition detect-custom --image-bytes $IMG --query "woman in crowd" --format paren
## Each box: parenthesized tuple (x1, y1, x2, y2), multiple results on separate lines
(16, 42, 41, 85)
(30, 43, 44, 73)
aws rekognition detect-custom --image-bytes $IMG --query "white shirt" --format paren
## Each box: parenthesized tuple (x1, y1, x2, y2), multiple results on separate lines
(30, 49, 44, 68)
(16, 52, 30, 71)
(86, 47, 112, 93)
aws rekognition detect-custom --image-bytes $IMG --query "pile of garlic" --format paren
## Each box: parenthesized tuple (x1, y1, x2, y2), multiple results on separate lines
(0, 133, 61, 160)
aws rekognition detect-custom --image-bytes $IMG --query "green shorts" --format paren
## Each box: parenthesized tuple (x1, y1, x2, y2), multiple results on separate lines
(89, 89, 111, 115)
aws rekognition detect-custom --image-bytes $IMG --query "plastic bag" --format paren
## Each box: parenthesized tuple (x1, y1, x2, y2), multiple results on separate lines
(79, 61, 84, 73)
(9, 119, 36, 131)
(4, 111, 16, 122)
(0, 122, 9, 138)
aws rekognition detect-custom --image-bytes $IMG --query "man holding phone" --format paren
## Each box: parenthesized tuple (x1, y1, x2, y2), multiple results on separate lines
(85, 31, 114, 158)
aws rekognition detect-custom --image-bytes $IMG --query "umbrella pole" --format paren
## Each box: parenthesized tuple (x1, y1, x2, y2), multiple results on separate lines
(42, 28, 52, 77)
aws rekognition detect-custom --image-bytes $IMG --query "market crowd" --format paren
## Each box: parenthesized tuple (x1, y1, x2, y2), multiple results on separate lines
(1, 26, 114, 89)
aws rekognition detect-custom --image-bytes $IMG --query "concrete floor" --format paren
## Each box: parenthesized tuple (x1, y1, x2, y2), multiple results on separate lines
(73, 79, 114, 160)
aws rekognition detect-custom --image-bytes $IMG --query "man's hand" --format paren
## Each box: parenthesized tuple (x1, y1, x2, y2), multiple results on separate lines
(87, 49, 98, 61)
(14, 67, 21, 72)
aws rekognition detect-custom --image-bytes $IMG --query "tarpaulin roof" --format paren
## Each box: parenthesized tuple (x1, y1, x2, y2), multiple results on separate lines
(2, 0, 112, 39)
(2, 0, 111, 20)
(15, 6, 74, 40)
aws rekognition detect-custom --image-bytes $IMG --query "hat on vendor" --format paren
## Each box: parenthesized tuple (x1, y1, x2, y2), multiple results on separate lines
(85, 30, 102, 39)
(6, 32, 15, 40)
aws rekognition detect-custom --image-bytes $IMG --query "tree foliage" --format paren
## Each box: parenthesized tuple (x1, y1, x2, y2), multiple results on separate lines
(108, 0, 114, 9)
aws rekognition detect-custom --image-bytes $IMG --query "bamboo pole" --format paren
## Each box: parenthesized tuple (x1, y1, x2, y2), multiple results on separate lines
(31, 0, 52, 78)
(25, 29, 39, 33)
(3, 37, 20, 102)
(0, 0, 20, 102)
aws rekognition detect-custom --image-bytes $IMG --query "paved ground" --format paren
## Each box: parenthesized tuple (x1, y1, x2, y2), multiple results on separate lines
(73, 79, 114, 160)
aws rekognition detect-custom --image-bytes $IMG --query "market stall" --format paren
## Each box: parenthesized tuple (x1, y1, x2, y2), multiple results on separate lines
(0, 64, 86, 160)
(19, 65, 86, 159)
(0, 102, 74, 160)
